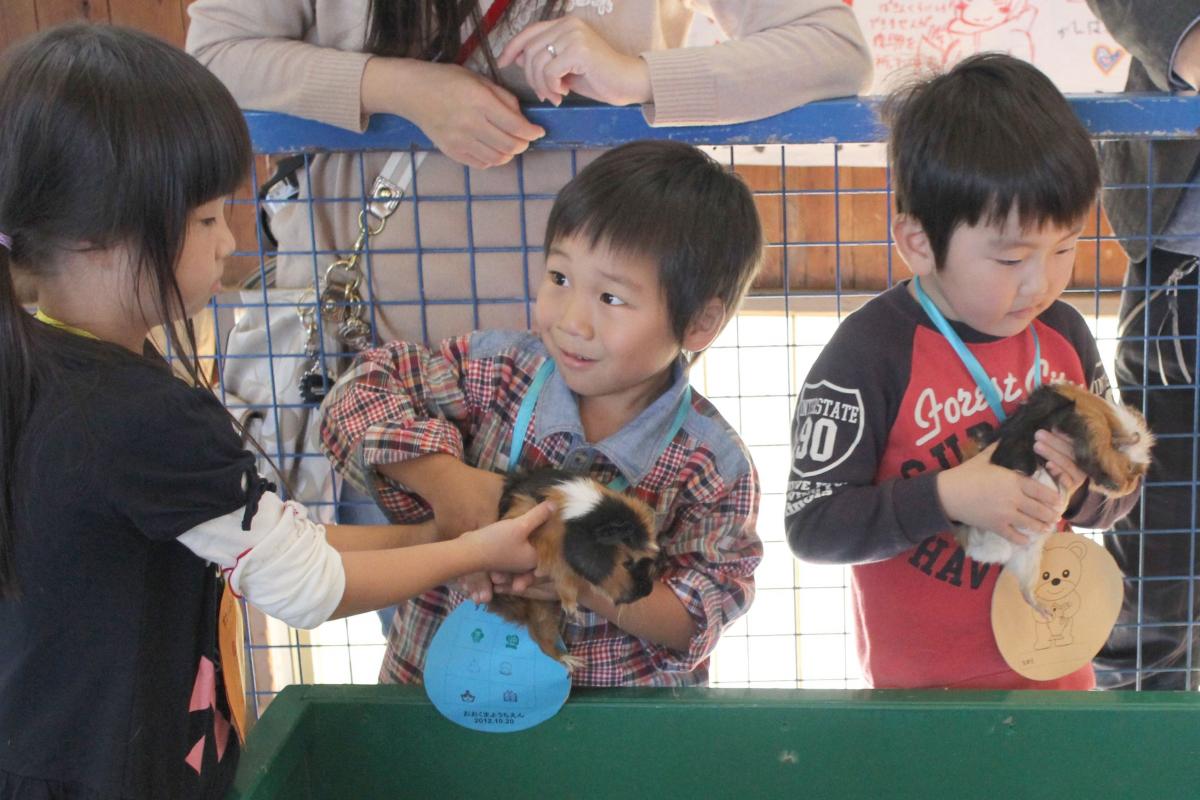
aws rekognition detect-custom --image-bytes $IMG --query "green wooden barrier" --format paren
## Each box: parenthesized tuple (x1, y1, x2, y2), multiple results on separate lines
(230, 685, 1200, 799)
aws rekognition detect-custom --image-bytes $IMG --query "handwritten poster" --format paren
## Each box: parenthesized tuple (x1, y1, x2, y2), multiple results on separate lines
(849, 0, 1130, 93)
(687, 1, 1133, 166)
(689, 1, 1129, 93)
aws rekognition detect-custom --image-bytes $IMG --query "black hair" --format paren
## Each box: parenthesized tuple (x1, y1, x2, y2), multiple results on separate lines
(543, 140, 763, 344)
(0, 23, 252, 597)
(882, 53, 1099, 269)
(365, 0, 566, 79)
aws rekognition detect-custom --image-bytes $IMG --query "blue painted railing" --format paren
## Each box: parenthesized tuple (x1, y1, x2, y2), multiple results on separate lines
(244, 92, 1200, 153)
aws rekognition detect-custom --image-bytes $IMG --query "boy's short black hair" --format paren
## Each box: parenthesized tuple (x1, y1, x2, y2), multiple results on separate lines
(544, 140, 762, 343)
(883, 53, 1099, 268)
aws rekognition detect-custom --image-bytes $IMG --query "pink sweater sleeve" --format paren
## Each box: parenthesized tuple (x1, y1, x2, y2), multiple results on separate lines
(186, 0, 872, 132)
(186, 0, 373, 132)
(641, 0, 872, 126)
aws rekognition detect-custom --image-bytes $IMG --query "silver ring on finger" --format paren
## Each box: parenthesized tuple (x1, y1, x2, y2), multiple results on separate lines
(545, 43, 558, 57)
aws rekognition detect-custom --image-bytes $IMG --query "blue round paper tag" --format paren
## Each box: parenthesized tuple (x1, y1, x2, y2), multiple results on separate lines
(423, 602, 571, 733)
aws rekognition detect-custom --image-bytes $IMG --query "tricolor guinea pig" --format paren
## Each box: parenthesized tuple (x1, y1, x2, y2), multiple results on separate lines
(954, 383, 1153, 615)
(488, 467, 659, 671)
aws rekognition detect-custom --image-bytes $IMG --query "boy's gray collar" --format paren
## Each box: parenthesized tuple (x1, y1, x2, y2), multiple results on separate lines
(532, 357, 692, 487)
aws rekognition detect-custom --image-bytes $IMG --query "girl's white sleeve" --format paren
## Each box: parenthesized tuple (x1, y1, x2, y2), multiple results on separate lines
(177, 491, 346, 629)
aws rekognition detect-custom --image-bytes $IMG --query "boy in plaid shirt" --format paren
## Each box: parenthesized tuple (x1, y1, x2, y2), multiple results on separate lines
(320, 140, 763, 686)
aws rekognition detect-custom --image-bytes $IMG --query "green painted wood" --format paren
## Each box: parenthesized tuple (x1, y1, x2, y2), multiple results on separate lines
(231, 689, 315, 800)
(231, 685, 1200, 799)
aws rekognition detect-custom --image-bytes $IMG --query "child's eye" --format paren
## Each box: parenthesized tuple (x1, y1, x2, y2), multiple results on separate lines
(996, 258, 1022, 266)
(548, 270, 568, 287)
(600, 292, 626, 307)
(200, 218, 219, 227)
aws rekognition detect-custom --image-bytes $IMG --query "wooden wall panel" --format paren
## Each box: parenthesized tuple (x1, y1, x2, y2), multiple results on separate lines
(0, 0, 39, 53)
(0, 0, 190, 52)
(28, 0, 109, 28)
(108, 0, 185, 44)
(738, 164, 1127, 294)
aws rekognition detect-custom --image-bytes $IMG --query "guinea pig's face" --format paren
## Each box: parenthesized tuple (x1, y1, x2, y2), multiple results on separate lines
(610, 550, 658, 605)
(1091, 450, 1150, 498)
(1090, 402, 1154, 498)
(1059, 387, 1154, 499)
(560, 489, 659, 605)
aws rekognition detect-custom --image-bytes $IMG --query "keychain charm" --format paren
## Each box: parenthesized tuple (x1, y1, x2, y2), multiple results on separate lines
(297, 298, 331, 404)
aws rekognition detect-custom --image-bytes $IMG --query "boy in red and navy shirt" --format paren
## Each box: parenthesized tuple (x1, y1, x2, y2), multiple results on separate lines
(786, 54, 1139, 689)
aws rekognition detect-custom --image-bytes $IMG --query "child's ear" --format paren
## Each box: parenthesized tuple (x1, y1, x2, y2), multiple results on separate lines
(681, 298, 726, 353)
(892, 214, 936, 278)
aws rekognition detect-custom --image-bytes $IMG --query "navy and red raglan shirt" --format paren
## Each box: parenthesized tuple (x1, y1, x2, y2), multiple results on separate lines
(785, 282, 1138, 690)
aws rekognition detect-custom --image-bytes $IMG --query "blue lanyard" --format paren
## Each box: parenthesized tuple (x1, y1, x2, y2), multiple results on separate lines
(508, 359, 691, 492)
(912, 277, 1041, 423)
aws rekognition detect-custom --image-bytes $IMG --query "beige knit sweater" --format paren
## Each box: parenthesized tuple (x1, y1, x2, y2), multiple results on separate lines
(188, 0, 872, 342)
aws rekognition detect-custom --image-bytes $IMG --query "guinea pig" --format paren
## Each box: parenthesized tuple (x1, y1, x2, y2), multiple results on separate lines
(954, 383, 1152, 615)
(488, 467, 659, 671)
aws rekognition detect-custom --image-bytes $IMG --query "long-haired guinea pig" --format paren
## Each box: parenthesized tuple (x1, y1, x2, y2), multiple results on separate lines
(487, 467, 659, 672)
(955, 383, 1153, 615)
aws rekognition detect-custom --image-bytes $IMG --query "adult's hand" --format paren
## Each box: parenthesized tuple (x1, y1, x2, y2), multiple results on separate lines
(362, 58, 545, 168)
(497, 17, 651, 107)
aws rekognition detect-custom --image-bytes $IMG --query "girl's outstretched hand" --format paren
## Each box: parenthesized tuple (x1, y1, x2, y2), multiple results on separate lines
(497, 17, 651, 107)
(459, 500, 555, 575)
(363, 58, 544, 169)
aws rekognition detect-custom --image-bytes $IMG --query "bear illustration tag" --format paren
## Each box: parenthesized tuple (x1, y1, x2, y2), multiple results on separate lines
(991, 531, 1123, 681)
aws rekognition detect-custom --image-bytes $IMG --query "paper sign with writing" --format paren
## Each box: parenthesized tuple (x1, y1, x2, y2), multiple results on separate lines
(851, 0, 1129, 93)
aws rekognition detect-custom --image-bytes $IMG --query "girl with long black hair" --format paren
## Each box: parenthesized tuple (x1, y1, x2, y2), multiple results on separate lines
(0, 24, 553, 798)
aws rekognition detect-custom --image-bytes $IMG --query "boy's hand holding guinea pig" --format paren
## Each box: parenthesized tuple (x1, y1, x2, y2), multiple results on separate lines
(379, 454, 504, 540)
(937, 441, 1064, 545)
(427, 460, 506, 541)
(1033, 428, 1088, 502)
(422, 457, 508, 604)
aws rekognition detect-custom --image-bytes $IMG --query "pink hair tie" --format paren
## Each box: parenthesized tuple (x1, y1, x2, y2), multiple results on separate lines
(0, 232, 10, 251)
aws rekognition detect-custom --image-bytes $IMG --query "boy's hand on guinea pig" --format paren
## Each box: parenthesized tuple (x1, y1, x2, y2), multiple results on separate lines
(426, 462, 505, 540)
(937, 441, 1063, 545)
(1033, 428, 1088, 500)
(492, 570, 560, 602)
(455, 571, 496, 604)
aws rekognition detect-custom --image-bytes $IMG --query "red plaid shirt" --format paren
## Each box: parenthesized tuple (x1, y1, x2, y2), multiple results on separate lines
(320, 329, 761, 686)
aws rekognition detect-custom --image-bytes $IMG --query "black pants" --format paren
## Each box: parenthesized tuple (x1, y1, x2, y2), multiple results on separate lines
(1095, 248, 1200, 689)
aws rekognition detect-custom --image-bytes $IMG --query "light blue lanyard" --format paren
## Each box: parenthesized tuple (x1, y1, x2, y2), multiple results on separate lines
(508, 359, 692, 492)
(912, 277, 1041, 423)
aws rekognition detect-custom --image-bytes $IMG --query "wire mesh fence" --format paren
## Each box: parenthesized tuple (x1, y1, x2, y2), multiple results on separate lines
(198, 97, 1200, 715)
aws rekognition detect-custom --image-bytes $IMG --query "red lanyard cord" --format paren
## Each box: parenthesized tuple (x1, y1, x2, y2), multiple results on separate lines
(455, 0, 515, 64)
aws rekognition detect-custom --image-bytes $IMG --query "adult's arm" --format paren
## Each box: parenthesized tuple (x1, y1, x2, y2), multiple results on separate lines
(187, 0, 373, 131)
(643, 0, 873, 125)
